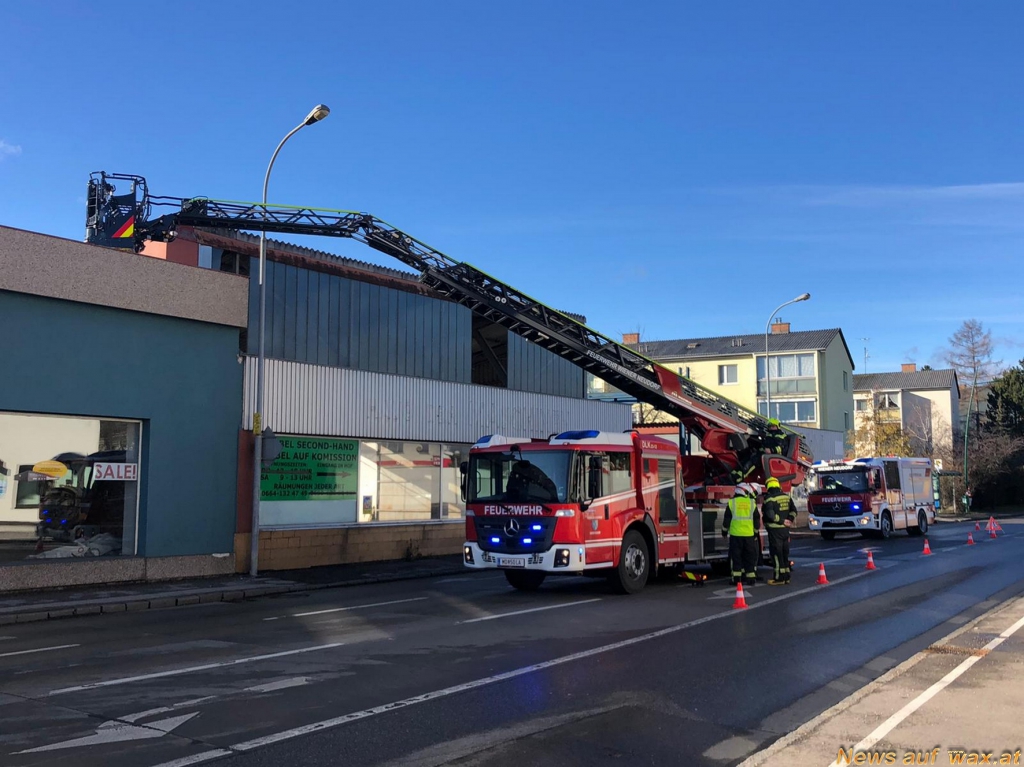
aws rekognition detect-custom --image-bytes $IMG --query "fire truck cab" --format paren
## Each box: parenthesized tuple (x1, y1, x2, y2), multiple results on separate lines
(461, 430, 767, 594)
(807, 457, 935, 540)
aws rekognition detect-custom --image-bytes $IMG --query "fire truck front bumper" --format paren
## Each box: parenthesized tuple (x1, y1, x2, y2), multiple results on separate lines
(462, 542, 588, 573)
(808, 513, 877, 531)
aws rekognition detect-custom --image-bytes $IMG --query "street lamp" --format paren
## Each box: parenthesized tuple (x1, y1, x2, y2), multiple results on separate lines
(251, 104, 330, 578)
(763, 293, 811, 421)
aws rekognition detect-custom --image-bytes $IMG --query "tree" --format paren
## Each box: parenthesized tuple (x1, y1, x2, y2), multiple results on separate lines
(848, 399, 913, 458)
(945, 319, 1002, 384)
(987, 359, 1024, 437)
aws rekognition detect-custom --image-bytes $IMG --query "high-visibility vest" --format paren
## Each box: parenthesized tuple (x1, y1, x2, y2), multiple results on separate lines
(728, 496, 756, 537)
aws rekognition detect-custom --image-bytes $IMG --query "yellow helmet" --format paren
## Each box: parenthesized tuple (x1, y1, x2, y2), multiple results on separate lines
(768, 418, 781, 428)
(766, 477, 781, 490)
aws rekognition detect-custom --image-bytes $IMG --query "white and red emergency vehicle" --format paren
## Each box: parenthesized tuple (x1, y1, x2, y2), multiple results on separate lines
(461, 430, 777, 593)
(807, 457, 935, 540)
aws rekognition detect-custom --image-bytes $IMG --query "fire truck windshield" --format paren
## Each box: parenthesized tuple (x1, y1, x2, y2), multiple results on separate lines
(467, 451, 571, 504)
(817, 471, 869, 493)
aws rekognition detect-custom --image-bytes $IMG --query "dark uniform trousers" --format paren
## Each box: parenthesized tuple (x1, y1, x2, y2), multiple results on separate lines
(728, 535, 759, 585)
(762, 491, 795, 582)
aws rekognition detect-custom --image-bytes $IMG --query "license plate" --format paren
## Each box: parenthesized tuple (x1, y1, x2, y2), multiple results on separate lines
(498, 557, 526, 568)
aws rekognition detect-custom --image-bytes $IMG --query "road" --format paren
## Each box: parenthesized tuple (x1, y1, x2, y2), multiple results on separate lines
(0, 520, 1021, 767)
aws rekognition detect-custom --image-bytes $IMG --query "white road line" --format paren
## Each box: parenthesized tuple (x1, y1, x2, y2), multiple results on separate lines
(458, 598, 602, 624)
(825, 607, 1024, 767)
(47, 643, 344, 696)
(150, 569, 873, 767)
(0, 636, 15, 641)
(245, 677, 309, 693)
(263, 596, 428, 621)
(0, 643, 79, 659)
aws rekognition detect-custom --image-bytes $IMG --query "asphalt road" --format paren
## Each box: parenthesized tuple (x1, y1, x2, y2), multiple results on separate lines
(1, 520, 1021, 767)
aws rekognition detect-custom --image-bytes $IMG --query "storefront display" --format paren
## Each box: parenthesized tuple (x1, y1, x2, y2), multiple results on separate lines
(0, 412, 141, 564)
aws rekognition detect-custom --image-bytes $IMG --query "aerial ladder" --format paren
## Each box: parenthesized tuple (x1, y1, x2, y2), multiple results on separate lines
(85, 172, 812, 496)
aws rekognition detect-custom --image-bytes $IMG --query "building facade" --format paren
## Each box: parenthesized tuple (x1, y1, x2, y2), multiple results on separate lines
(853, 364, 960, 457)
(0, 226, 247, 590)
(141, 228, 631, 572)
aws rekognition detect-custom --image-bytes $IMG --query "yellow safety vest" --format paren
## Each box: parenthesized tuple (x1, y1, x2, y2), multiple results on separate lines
(727, 496, 756, 537)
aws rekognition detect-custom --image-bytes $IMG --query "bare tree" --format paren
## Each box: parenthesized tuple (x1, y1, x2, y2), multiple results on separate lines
(945, 319, 1002, 383)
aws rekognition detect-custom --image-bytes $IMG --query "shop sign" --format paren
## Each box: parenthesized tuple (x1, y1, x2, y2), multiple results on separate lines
(32, 460, 68, 478)
(261, 436, 358, 502)
(93, 463, 139, 481)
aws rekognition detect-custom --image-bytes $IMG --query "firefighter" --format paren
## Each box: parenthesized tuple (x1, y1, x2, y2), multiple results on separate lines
(763, 419, 788, 455)
(762, 476, 796, 585)
(722, 483, 761, 587)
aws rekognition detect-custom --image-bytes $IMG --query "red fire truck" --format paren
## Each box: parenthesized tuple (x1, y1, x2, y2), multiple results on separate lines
(807, 457, 936, 540)
(461, 430, 795, 593)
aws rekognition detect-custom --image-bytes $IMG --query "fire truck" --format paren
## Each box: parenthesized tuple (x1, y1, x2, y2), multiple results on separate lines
(807, 457, 935, 541)
(84, 172, 815, 591)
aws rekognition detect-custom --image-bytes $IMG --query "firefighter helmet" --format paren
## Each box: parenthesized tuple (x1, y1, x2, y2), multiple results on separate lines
(766, 477, 781, 490)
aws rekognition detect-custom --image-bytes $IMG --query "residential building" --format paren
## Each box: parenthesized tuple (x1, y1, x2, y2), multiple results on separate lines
(852, 364, 960, 457)
(588, 322, 853, 460)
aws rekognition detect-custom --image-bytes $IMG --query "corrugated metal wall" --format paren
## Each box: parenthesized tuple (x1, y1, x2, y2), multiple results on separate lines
(246, 260, 585, 398)
(507, 333, 585, 398)
(249, 261, 471, 382)
(245, 358, 632, 443)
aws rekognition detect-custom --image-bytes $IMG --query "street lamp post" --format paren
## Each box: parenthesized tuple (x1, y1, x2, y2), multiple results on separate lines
(763, 293, 811, 421)
(250, 104, 330, 578)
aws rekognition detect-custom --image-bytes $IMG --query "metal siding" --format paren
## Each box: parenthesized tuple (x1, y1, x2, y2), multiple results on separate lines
(326, 274, 339, 367)
(294, 267, 308, 362)
(271, 261, 286, 356)
(386, 287, 399, 374)
(317, 272, 330, 365)
(246, 272, 258, 355)
(283, 264, 298, 361)
(305, 269, 319, 364)
(507, 333, 584, 398)
(395, 290, 408, 376)
(246, 358, 631, 442)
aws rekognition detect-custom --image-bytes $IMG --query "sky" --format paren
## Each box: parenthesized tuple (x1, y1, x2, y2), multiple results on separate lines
(2, 1, 1022, 376)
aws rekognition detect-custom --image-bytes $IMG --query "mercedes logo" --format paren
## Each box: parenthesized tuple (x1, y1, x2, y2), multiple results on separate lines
(833, 504, 841, 512)
(504, 518, 520, 537)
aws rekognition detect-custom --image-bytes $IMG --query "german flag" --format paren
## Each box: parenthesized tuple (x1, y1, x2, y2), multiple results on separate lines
(112, 216, 135, 239)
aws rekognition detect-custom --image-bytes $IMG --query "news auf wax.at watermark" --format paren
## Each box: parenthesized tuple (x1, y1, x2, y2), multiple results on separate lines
(836, 746, 1022, 765)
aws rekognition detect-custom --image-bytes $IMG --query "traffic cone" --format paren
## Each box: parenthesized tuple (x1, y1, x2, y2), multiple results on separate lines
(922, 539, 933, 555)
(865, 551, 877, 570)
(990, 526, 998, 539)
(975, 521, 981, 532)
(816, 563, 829, 585)
(987, 516, 997, 531)
(995, 521, 1004, 532)
(732, 582, 748, 609)
(967, 533, 975, 545)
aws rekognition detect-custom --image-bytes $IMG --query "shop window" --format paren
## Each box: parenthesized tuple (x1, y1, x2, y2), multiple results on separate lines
(0, 412, 141, 563)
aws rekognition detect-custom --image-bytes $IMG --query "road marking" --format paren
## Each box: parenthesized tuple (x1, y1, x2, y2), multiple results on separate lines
(0, 643, 79, 659)
(825, 607, 1024, 767)
(15, 712, 199, 754)
(245, 677, 309, 693)
(0, 636, 15, 641)
(263, 596, 428, 621)
(150, 569, 873, 767)
(458, 598, 602, 624)
(47, 643, 344, 696)
(122, 697, 217, 723)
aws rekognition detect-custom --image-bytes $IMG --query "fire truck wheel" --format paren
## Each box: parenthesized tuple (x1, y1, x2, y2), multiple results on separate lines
(879, 511, 893, 540)
(820, 531, 836, 541)
(612, 530, 650, 594)
(908, 511, 927, 536)
(504, 570, 547, 591)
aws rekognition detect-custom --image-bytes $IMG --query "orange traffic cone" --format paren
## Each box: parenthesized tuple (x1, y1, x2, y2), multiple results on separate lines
(922, 539, 933, 555)
(817, 563, 829, 585)
(975, 521, 981, 532)
(865, 551, 877, 570)
(967, 533, 975, 545)
(732, 582, 748, 609)
(990, 526, 998, 539)
(987, 516, 997, 531)
(995, 521, 1004, 532)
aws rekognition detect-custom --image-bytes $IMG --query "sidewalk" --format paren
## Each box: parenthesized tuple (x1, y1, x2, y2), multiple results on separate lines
(0, 555, 466, 626)
(741, 593, 1024, 767)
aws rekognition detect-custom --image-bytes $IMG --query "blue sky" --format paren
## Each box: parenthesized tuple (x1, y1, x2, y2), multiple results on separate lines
(2, 1, 1022, 375)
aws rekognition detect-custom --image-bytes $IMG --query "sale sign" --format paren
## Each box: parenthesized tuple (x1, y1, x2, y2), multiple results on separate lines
(93, 463, 139, 481)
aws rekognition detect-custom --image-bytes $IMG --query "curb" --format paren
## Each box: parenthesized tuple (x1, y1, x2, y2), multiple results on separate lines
(0, 562, 469, 626)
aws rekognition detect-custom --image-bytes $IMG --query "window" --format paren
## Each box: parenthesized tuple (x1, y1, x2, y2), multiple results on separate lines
(882, 460, 901, 490)
(844, 412, 850, 430)
(606, 452, 633, 495)
(718, 364, 738, 385)
(1, 412, 141, 561)
(678, 366, 691, 378)
(656, 459, 678, 523)
(757, 353, 816, 395)
(758, 399, 817, 424)
(876, 393, 899, 410)
(843, 371, 849, 391)
(855, 399, 868, 412)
